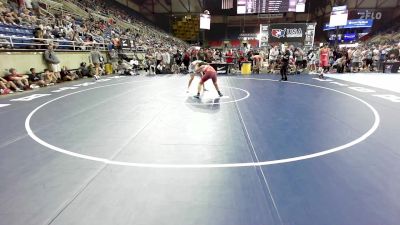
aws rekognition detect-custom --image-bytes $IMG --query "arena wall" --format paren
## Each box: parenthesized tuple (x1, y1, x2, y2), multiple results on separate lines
(0, 51, 108, 75)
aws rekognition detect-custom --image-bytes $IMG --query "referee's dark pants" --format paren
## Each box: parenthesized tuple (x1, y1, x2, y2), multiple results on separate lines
(280, 62, 288, 80)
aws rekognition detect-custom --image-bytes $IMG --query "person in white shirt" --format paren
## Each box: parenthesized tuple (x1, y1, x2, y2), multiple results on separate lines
(372, 48, 380, 71)
(162, 50, 171, 69)
(268, 46, 279, 73)
(307, 50, 317, 73)
(156, 51, 163, 66)
(351, 48, 362, 72)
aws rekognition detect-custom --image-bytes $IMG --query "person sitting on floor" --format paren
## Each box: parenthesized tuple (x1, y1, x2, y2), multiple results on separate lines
(0, 80, 13, 95)
(29, 68, 47, 87)
(42, 69, 57, 85)
(77, 62, 90, 78)
(117, 60, 136, 76)
(156, 61, 166, 74)
(0, 76, 21, 92)
(60, 66, 79, 81)
(171, 62, 180, 74)
(5, 68, 30, 90)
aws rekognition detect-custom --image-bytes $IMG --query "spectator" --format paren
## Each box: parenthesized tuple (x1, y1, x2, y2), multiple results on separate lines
(155, 50, 163, 66)
(42, 69, 57, 84)
(1, 76, 21, 93)
(335, 56, 347, 73)
(307, 49, 317, 73)
(171, 62, 180, 74)
(387, 44, 400, 61)
(156, 61, 165, 74)
(268, 46, 279, 73)
(364, 48, 373, 72)
(60, 66, 79, 81)
(173, 50, 182, 66)
(5, 68, 30, 90)
(29, 68, 46, 87)
(44, 43, 61, 81)
(294, 48, 304, 74)
(108, 49, 119, 73)
(225, 49, 234, 64)
(117, 60, 135, 75)
(197, 49, 206, 61)
(0, 80, 13, 95)
(90, 48, 102, 79)
(351, 48, 362, 72)
(162, 49, 171, 69)
(182, 50, 190, 70)
(77, 62, 90, 78)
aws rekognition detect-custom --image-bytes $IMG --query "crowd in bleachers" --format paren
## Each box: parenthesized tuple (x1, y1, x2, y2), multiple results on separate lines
(0, 0, 192, 95)
(0, 0, 188, 50)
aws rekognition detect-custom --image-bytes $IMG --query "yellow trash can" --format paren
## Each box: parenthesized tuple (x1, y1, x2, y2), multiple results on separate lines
(105, 63, 113, 75)
(241, 62, 251, 75)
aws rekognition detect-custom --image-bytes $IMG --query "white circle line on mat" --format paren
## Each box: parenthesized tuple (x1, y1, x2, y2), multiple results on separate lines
(158, 85, 250, 105)
(25, 77, 380, 168)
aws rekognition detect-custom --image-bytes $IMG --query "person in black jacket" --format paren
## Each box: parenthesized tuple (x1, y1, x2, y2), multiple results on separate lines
(280, 49, 290, 81)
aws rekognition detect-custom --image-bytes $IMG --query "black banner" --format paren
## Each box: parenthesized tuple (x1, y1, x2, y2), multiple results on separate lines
(268, 23, 307, 43)
(210, 63, 230, 74)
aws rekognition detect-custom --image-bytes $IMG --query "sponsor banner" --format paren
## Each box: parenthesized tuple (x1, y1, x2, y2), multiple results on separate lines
(259, 24, 269, 47)
(323, 19, 373, 31)
(357, 10, 383, 20)
(343, 33, 356, 41)
(239, 33, 258, 40)
(268, 23, 307, 43)
(210, 63, 229, 74)
(304, 23, 316, 47)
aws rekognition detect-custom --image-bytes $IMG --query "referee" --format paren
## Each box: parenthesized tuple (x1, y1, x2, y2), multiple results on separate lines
(280, 48, 291, 81)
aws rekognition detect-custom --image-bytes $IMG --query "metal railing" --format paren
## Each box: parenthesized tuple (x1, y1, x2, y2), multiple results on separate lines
(0, 35, 108, 51)
(0, 35, 148, 52)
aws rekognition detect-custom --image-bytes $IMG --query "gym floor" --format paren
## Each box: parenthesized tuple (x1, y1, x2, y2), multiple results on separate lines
(0, 74, 399, 225)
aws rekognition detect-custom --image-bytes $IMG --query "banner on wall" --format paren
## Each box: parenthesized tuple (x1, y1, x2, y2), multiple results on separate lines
(259, 24, 269, 47)
(267, 23, 308, 43)
(304, 23, 316, 48)
(323, 19, 373, 31)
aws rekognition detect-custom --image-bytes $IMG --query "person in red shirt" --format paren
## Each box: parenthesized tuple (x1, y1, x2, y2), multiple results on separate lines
(193, 62, 223, 99)
(319, 45, 330, 79)
(5, 68, 30, 90)
(225, 49, 234, 63)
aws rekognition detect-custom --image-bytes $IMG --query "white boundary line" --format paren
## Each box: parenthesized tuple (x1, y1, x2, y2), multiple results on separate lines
(25, 78, 381, 168)
(230, 81, 283, 224)
(158, 85, 250, 105)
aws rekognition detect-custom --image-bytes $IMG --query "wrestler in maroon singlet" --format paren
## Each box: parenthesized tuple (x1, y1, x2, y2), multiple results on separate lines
(194, 63, 223, 98)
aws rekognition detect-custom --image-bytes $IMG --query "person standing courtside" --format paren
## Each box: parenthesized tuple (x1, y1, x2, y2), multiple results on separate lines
(280, 48, 290, 81)
(90, 47, 102, 80)
(44, 43, 61, 81)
